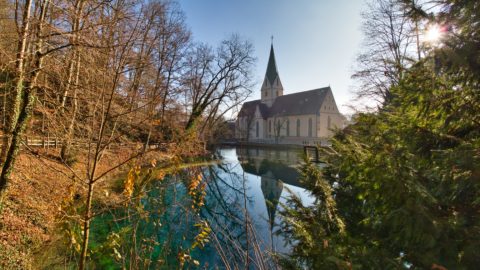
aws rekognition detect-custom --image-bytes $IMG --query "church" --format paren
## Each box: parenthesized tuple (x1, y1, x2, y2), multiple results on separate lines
(236, 44, 345, 145)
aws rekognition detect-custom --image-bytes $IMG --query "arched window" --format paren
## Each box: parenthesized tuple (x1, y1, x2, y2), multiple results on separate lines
(308, 118, 312, 137)
(256, 121, 259, 137)
(286, 119, 290, 136)
(296, 119, 300, 137)
(328, 116, 331, 129)
(269, 120, 272, 133)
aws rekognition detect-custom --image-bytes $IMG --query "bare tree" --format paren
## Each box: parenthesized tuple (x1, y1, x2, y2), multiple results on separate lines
(60, 0, 85, 160)
(183, 35, 255, 132)
(352, 0, 420, 106)
(76, 2, 146, 267)
(143, 0, 190, 148)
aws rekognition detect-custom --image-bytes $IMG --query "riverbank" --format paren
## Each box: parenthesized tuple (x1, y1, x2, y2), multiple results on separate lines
(0, 147, 175, 269)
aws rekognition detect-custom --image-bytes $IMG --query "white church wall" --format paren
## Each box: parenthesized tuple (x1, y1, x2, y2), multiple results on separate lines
(317, 111, 344, 137)
(316, 90, 343, 137)
(265, 114, 318, 140)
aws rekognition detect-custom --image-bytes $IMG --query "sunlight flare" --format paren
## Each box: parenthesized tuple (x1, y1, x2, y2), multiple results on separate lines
(425, 24, 443, 44)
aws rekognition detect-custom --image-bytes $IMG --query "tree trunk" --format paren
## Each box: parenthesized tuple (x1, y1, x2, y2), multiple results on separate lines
(78, 179, 94, 270)
(0, 81, 35, 206)
(0, 0, 32, 165)
(59, 52, 76, 110)
(61, 53, 81, 160)
(60, 0, 84, 161)
(143, 126, 152, 152)
(0, 0, 49, 207)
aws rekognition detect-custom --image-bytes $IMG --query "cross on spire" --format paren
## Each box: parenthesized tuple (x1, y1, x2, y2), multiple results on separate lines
(271, 35, 274, 45)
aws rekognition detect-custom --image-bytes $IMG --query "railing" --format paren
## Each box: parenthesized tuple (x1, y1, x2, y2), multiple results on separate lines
(0, 135, 171, 150)
(242, 137, 331, 147)
(24, 136, 61, 148)
(303, 145, 321, 163)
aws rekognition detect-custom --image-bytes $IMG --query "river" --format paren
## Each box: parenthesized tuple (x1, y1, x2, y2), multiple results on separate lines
(91, 147, 314, 269)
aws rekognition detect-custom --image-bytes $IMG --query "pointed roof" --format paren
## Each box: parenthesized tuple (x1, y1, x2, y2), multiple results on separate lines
(268, 87, 331, 116)
(237, 87, 333, 119)
(265, 44, 279, 85)
(238, 100, 269, 119)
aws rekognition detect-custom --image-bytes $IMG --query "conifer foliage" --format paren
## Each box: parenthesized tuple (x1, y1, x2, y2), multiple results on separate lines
(280, 0, 480, 269)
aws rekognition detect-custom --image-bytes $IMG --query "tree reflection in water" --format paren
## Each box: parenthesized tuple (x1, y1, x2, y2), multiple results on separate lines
(91, 147, 311, 269)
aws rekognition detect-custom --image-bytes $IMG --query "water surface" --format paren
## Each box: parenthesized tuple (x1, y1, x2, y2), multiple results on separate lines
(92, 147, 313, 269)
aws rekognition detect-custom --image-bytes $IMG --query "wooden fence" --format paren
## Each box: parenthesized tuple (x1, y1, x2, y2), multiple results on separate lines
(0, 136, 170, 151)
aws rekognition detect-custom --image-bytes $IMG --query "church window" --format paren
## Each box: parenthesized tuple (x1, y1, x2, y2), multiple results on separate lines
(286, 120, 290, 136)
(296, 119, 300, 136)
(328, 116, 331, 129)
(269, 120, 272, 133)
(308, 118, 312, 137)
(256, 121, 259, 137)
(276, 91, 278, 96)
(265, 91, 268, 97)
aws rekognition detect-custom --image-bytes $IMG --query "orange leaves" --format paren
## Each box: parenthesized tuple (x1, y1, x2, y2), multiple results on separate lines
(187, 170, 206, 210)
(188, 173, 202, 195)
(123, 159, 162, 203)
(192, 220, 211, 249)
(150, 159, 157, 168)
(123, 166, 140, 200)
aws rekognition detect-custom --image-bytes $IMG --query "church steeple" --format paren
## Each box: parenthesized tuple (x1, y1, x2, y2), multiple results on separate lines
(266, 44, 279, 85)
(261, 42, 283, 107)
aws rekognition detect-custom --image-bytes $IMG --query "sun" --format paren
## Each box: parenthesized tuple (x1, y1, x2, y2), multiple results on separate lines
(425, 24, 443, 44)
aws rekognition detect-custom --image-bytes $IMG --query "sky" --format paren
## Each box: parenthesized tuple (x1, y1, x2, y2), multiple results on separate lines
(177, 0, 365, 115)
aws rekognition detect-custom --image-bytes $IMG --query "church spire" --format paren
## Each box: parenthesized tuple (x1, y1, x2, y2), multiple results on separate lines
(261, 40, 283, 107)
(265, 43, 279, 85)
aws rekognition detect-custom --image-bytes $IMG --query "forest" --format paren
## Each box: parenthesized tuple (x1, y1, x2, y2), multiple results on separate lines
(0, 0, 253, 268)
(0, 0, 479, 269)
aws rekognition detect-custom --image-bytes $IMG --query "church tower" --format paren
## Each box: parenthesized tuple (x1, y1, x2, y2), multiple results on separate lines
(261, 44, 283, 107)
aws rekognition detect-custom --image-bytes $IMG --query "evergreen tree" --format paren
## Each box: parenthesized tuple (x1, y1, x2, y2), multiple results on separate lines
(279, 1, 480, 269)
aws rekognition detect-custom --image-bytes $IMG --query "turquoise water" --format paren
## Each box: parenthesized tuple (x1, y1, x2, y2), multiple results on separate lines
(91, 147, 313, 269)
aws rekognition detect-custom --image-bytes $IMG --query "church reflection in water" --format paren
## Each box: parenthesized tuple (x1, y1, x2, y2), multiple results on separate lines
(235, 147, 303, 231)
(191, 146, 316, 269)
